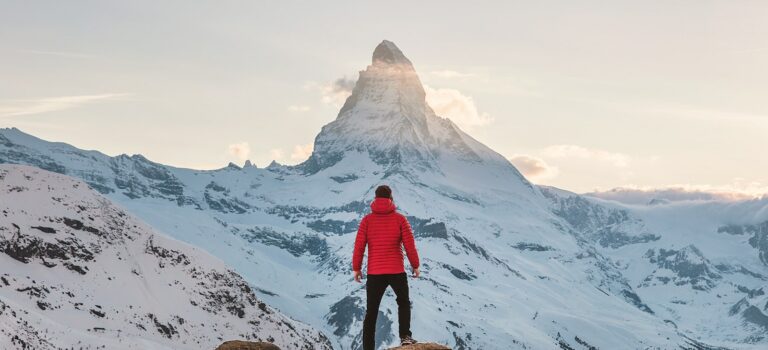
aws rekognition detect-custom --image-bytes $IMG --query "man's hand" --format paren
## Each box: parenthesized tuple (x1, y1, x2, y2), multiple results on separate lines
(353, 270, 362, 283)
(412, 267, 420, 279)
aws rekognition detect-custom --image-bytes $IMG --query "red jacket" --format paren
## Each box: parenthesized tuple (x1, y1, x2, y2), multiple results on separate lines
(352, 198, 420, 275)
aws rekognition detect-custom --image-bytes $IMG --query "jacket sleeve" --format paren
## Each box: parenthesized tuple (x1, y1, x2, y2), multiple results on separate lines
(400, 215, 420, 269)
(352, 216, 368, 271)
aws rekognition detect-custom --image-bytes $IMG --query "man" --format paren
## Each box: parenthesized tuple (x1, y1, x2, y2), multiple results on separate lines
(352, 185, 420, 349)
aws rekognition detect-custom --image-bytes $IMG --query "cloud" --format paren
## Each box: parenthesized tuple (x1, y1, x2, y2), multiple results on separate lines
(290, 143, 313, 161)
(287, 105, 311, 112)
(15, 49, 94, 59)
(265, 143, 314, 165)
(430, 70, 476, 79)
(269, 148, 285, 161)
(647, 105, 768, 126)
(0, 93, 130, 118)
(227, 142, 251, 161)
(305, 78, 356, 108)
(509, 155, 559, 181)
(424, 85, 493, 129)
(541, 144, 631, 168)
(310, 76, 493, 130)
(584, 185, 764, 205)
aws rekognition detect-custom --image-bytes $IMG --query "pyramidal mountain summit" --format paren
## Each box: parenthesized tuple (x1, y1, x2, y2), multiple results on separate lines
(302, 41, 532, 198)
(1, 41, 767, 350)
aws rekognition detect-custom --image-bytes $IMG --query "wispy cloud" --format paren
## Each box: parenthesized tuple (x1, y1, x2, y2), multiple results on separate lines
(266, 143, 314, 165)
(310, 77, 494, 130)
(424, 85, 493, 129)
(290, 143, 313, 161)
(269, 148, 285, 161)
(430, 70, 476, 79)
(508, 154, 559, 181)
(287, 105, 311, 112)
(14, 49, 95, 59)
(585, 182, 767, 204)
(227, 142, 251, 161)
(0, 93, 130, 118)
(305, 78, 356, 108)
(541, 144, 631, 168)
(647, 105, 768, 127)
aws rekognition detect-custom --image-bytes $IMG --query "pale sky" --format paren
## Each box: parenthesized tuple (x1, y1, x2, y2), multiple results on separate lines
(2, 1, 767, 196)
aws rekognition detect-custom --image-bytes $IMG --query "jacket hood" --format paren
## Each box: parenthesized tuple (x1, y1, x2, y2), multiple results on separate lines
(370, 197, 396, 214)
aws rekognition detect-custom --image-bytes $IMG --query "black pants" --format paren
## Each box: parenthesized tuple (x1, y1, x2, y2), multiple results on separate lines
(363, 272, 411, 350)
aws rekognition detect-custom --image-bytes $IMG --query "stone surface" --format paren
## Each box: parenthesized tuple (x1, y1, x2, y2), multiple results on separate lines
(388, 342, 452, 350)
(215, 341, 281, 350)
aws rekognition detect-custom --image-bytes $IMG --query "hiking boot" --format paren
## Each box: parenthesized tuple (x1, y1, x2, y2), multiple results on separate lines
(400, 335, 418, 346)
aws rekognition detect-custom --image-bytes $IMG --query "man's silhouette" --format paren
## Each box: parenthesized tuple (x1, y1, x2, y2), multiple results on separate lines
(353, 185, 420, 349)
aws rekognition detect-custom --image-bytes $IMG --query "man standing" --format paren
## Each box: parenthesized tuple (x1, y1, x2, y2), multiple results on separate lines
(353, 185, 420, 349)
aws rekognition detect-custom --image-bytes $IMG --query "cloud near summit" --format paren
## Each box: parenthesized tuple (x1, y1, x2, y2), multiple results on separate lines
(305, 78, 357, 108)
(423, 85, 493, 129)
(310, 77, 492, 130)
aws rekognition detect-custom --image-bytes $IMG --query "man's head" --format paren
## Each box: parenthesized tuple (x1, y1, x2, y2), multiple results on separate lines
(375, 185, 392, 199)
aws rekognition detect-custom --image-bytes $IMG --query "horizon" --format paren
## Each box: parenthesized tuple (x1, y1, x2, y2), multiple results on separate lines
(2, 1, 767, 197)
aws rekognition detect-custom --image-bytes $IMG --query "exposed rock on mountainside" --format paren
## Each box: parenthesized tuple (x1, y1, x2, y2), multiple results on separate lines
(0, 164, 332, 350)
(718, 220, 768, 266)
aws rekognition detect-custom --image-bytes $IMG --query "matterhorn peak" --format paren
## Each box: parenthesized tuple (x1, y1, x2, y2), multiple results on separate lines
(300, 40, 529, 190)
(372, 40, 413, 67)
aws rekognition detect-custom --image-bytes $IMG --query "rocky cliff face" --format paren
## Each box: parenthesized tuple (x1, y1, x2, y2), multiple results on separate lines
(0, 164, 332, 350)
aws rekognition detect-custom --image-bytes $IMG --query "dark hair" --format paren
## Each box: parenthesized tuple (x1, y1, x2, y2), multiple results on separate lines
(375, 185, 392, 199)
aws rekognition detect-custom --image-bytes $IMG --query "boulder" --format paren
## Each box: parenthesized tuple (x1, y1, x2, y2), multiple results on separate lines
(388, 342, 452, 350)
(215, 340, 281, 350)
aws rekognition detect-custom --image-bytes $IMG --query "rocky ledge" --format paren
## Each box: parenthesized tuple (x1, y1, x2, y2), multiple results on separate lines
(215, 340, 281, 350)
(388, 343, 452, 350)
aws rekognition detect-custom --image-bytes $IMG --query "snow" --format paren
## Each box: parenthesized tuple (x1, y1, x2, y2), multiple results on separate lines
(0, 164, 332, 350)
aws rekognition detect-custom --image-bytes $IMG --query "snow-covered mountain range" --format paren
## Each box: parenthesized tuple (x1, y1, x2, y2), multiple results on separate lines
(0, 164, 333, 349)
(1, 40, 766, 349)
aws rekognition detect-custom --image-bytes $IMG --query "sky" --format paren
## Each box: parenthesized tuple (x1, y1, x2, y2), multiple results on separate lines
(1, 1, 767, 196)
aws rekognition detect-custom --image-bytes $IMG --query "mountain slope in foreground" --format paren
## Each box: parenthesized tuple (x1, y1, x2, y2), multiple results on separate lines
(0, 164, 332, 350)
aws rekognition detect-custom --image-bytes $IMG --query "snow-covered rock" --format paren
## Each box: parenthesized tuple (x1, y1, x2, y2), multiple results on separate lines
(0, 164, 332, 350)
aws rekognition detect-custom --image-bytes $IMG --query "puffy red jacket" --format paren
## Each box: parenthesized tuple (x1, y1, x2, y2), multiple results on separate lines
(352, 198, 420, 275)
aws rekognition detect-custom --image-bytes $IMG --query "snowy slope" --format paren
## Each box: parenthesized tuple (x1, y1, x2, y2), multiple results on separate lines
(0, 40, 763, 349)
(571, 191, 768, 346)
(0, 164, 332, 350)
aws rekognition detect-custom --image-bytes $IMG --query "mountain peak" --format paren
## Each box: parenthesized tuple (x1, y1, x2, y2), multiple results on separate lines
(372, 40, 412, 66)
(300, 40, 530, 190)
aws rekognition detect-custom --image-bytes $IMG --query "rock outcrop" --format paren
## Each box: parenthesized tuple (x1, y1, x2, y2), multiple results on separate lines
(216, 340, 281, 350)
(388, 343, 452, 350)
